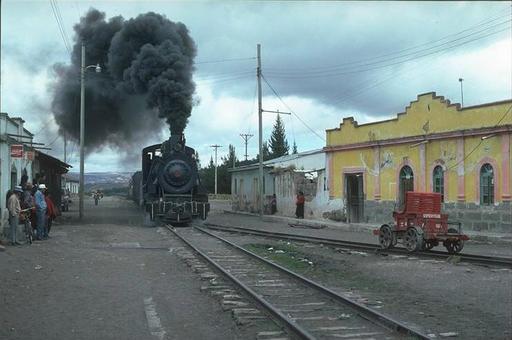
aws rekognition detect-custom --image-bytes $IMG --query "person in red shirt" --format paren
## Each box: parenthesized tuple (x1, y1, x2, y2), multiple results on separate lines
(44, 190, 57, 235)
(295, 191, 305, 219)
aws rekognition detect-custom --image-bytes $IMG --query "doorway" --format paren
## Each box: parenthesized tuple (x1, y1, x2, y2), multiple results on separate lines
(399, 165, 414, 209)
(345, 173, 364, 223)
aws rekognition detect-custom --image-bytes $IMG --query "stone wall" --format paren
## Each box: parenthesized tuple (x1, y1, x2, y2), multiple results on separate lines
(364, 200, 396, 224)
(442, 201, 511, 233)
(364, 200, 511, 233)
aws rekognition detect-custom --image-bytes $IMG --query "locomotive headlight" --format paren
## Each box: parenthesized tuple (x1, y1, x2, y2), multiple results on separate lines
(164, 160, 192, 187)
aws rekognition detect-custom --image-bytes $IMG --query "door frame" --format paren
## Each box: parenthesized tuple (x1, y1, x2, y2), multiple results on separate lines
(343, 167, 366, 223)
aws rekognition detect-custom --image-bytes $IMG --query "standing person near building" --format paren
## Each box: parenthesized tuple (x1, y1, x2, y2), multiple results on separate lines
(34, 184, 48, 240)
(7, 186, 23, 245)
(44, 190, 57, 235)
(295, 191, 305, 219)
(271, 194, 277, 214)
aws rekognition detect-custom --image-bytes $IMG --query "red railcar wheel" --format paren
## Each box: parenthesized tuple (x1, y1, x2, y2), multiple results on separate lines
(379, 225, 394, 249)
(404, 227, 423, 252)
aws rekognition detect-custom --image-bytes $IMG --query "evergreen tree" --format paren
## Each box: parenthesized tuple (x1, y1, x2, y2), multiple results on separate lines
(268, 115, 289, 158)
(262, 141, 272, 161)
(292, 141, 298, 154)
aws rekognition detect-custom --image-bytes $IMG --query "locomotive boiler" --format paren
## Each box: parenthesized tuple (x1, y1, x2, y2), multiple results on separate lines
(142, 134, 209, 225)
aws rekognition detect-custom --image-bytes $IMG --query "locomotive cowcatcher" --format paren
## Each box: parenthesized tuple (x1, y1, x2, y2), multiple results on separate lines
(374, 192, 469, 254)
(142, 134, 209, 225)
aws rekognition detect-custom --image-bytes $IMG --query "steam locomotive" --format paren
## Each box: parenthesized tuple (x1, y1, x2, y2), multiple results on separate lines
(136, 134, 209, 225)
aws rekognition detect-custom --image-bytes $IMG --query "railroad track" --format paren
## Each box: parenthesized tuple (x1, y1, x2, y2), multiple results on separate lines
(168, 225, 430, 340)
(203, 223, 512, 268)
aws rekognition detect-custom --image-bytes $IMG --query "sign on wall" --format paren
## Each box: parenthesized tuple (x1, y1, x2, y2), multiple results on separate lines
(10, 145, 24, 158)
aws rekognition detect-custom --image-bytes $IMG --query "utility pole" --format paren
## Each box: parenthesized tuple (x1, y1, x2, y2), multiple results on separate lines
(240, 133, 253, 161)
(459, 78, 464, 108)
(257, 44, 263, 216)
(210, 144, 222, 197)
(79, 42, 85, 219)
(256, 44, 291, 217)
(79, 42, 101, 219)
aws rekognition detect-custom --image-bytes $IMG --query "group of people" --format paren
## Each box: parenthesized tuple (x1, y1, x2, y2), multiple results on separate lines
(6, 179, 57, 246)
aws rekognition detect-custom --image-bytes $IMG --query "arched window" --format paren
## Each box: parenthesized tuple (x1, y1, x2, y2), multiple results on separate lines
(433, 165, 444, 201)
(480, 163, 494, 205)
(399, 165, 414, 207)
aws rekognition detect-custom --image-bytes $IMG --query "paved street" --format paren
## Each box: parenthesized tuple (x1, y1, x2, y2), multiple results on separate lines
(0, 196, 248, 340)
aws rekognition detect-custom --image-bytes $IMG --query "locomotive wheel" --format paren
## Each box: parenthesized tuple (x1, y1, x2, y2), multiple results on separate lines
(404, 227, 423, 252)
(379, 225, 394, 249)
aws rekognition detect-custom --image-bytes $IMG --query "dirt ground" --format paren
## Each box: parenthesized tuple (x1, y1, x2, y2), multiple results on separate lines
(215, 230, 512, 339)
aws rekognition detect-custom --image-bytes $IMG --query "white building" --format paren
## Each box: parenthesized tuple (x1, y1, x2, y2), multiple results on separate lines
(0, 112, 34, 226)
(230, 149, 340, 218)
(65, 179, 79, 195)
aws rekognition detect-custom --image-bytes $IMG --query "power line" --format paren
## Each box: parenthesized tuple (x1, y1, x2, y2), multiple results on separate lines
(196, 57, 256, 65)
(446, 104, 512, 171)
(49, 0, 72, 54)
(265, 20, 511, 79)
(266, 12, 511, 74)
(261, 73, 325, 142)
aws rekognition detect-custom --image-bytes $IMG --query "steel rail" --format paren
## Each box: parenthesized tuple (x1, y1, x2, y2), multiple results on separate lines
(193, 225, 431, 339)
(166, 225, 317, 340)
(204, 223, 512, 268)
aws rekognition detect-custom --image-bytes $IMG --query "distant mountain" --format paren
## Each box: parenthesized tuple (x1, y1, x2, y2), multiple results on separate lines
(65, 172, 135, 191)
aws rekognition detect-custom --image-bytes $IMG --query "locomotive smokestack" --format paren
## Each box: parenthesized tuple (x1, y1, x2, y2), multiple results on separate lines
(50, 9, 196, 155)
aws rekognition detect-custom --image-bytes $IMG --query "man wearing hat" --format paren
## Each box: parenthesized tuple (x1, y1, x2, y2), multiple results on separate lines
(35, 184, 48, 240)
(7, 186, 23, 245)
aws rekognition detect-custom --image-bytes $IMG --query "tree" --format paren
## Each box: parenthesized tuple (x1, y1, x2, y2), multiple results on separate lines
(292, 141, 298, 154)
(262, 141, 272, 161)
(268, 115, 289, 158)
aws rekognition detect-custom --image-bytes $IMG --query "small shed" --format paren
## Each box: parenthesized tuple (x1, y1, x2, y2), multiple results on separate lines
(32, 151, 71, 208)
(230, 149, 332, 218)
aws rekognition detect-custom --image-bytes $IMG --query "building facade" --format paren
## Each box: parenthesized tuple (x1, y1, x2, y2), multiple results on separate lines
(325, 92, 511, 232)
(0, 113, 34, 222)
(230, 150, 335, 218)
(1, 112, 70, 237)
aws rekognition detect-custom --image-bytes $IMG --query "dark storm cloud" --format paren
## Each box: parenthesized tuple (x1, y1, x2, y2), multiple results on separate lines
(50, 8, 196, 153)
(191, 1, 509, 117)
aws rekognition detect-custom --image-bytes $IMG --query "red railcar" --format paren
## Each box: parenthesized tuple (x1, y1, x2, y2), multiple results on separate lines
(373, 192, 469, 253)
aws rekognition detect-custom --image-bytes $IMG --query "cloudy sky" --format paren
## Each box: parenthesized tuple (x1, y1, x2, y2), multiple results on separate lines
(1, 1, 511, 172)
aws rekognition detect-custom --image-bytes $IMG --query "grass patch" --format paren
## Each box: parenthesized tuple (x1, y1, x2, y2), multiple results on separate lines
(244, 243, 315, 273)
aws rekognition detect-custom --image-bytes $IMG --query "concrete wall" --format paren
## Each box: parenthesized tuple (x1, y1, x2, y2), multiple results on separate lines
(231, 167, 274, 213)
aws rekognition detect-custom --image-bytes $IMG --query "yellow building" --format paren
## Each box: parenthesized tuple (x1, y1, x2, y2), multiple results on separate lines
(325, 92, 511, 232)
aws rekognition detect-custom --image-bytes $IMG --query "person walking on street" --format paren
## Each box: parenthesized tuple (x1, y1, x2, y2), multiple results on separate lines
(295, 191, 305, 219)
(7, 186, 23, 245)
(35, 184, 48, 240)
(44, 190, 57, 235)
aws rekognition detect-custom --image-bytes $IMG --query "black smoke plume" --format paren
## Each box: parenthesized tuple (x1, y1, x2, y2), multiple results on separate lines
(51, 9, 196, 154)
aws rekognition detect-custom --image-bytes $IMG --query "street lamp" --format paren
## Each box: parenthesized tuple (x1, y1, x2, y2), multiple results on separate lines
(79, 41, 101, 219)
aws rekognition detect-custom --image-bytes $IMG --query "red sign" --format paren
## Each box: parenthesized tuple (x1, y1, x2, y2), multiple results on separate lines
(10, 145, 23, 158)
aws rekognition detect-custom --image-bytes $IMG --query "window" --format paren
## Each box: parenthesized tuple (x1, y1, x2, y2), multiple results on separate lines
(399, 165, 414, 207)
(433, 165, 444, 201)
(480, 163, 494, 205)
(234, 178, 238, 194)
